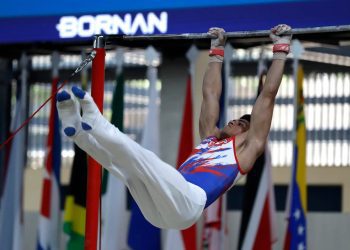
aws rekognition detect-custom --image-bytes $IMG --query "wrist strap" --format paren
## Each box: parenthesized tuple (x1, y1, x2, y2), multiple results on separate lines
(209, 48, 224, 57)
(273, 44, 290, 54)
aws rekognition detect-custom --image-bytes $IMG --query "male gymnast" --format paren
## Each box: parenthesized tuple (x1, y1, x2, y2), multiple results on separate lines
(56, 24, 291, 229)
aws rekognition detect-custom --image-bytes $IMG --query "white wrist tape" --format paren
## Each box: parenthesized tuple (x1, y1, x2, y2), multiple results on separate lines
(272, 52, 287, 60)
(209, 55, 224, 63)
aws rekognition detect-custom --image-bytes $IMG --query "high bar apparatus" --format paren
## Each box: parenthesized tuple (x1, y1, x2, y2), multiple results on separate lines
(105, 25, 350, 42)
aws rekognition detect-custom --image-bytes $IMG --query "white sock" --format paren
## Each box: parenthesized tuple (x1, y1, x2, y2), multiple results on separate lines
(56, 90, 81, 137)
(71, 86, 103, 131)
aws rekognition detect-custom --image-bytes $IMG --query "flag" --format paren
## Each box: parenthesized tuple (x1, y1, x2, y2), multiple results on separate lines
(201, 63, 229, 250)
(63, 75, 89, 250)
(64, 146, 88, 249)
(178, 75, 198, 250)
(283, 65, 307, 250)
(63, 144, 88, 250)
(101, 70, 129, 250)
(0, 58, 27, 250)
(128, 65, 161, 250)
(37, 78, 62, 250)
(238, 67, 278, 250)
(63, 52, 92, 250)
(202, 196, 226, 250)
(239, 147, 277, 250)
(164, 75, 197, 250)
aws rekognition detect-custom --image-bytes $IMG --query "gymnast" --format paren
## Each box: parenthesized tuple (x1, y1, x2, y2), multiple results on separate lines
(56, 24, 292, 229)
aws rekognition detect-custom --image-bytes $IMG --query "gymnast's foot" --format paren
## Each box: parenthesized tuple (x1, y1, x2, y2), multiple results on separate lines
(56, 90, 81, 137)
(71, 86, 103, 131)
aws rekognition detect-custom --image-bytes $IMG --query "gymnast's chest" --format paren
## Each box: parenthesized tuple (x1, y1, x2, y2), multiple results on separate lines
(186, 138, 236, 167)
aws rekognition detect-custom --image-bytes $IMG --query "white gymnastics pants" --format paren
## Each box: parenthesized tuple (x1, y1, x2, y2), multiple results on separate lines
(57, 90, 207, 229)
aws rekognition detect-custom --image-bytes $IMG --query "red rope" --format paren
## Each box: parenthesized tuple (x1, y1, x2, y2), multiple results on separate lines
(0, 80, 68, 151)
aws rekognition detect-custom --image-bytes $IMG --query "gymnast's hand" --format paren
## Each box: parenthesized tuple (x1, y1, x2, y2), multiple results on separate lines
(207, 27, 226, 62)
(270, 24, 292, 55)
(208, 27, 226, 49)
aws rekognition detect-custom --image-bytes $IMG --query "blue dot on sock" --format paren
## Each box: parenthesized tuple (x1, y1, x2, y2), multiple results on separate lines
(72, 86, 86, 99)
(81, 122, 92, 130)
(56, 91, 71, 102)
(64, 127, 76, 136)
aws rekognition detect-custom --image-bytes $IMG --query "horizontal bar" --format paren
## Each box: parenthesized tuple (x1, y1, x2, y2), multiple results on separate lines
(108, 25, 350, 41)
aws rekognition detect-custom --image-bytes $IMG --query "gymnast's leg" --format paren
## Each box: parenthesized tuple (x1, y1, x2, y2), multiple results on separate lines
(56, 90, 168, 226)
(56, 90, 126, 179)
(57, 87, 207, 229)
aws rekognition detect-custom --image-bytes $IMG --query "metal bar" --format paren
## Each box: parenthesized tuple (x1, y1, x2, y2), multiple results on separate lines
(110, 25, 350, 41)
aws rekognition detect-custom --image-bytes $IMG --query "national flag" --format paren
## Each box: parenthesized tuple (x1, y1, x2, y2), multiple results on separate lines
(37, 77, 62, 250)
(201, 62, 229, 250)
(238, 65, 278, 250)
(283, 65, 307, 250)
(63, 144, 88, 250)
(164, 75, 197, 250)
(101, 70, 129, 250)
(178, 75, 198, 250)
(0, 55, 28, 250)
(63, 52, 89, 250)
(202, 196, 226, 250)
(128, 65, 161, 250)
(239, 147, 277, 250)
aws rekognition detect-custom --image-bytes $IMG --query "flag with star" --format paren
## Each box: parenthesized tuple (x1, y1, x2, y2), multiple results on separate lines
(283, 65, 307, 250)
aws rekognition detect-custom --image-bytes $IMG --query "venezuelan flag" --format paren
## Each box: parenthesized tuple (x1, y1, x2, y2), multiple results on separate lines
(284, 65, 307, 250)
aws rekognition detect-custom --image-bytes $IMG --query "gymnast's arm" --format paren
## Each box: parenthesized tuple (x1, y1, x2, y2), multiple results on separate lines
(199, 62, 222, 140)
(240, 60, 286, 170)
(199, 28, 226, 140)
(237, 24, 292, 170)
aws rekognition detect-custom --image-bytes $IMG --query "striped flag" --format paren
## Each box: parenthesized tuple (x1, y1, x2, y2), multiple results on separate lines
(238, 64, 278, 250)
(165, 75, 197, 250)
(284, 65, 307, 250)
(63, 52, 89, 250)
(165, 44, 201, 250)
(239, 147, 277, 250)
(201, 61, 229, 250)
(101, 70, 129, 250)
(0, 54, 28, 250)
(127, 65, 161, 250)
(202, 196, 226, 250)
(178, 75, 198, 250)
(37, 77, 62, 250)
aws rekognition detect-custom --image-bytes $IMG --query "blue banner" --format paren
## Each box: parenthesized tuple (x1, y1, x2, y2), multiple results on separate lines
(0, 0, 304, 18)
(0, 0, 349, 44)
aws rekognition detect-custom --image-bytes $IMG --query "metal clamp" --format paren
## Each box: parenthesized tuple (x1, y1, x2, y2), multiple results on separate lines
(71, 50, 97, 77)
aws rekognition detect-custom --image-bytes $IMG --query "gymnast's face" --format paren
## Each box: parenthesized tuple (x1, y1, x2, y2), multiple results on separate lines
(221, 119, 250, 138)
